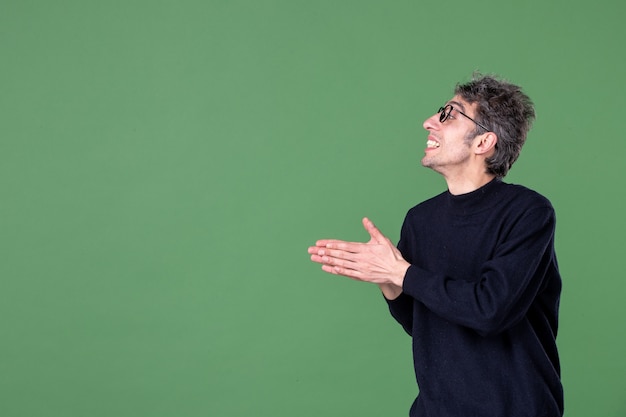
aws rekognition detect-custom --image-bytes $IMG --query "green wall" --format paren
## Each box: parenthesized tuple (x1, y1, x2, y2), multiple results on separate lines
(1, 1, 624, 416)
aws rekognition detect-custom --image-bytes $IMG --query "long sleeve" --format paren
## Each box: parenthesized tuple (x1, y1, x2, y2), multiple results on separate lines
(402, 205, 558, 336)
(384, 212, 421, 335)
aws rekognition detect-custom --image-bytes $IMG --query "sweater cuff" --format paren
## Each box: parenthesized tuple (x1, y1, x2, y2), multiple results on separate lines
(402, 264, 428, 302)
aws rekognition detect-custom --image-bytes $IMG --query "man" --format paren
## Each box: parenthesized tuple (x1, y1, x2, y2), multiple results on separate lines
(308, 74, 563, 417)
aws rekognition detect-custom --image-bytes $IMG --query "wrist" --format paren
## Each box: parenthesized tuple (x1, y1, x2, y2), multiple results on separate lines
(393, 261, 410, 287)
(379, 283, 403, 300)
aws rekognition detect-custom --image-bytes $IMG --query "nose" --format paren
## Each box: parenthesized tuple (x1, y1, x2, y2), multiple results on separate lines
(423, 112, 440, 131)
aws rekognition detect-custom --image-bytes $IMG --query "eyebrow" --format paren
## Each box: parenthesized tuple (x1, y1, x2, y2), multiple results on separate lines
(446, 100, 467, 112)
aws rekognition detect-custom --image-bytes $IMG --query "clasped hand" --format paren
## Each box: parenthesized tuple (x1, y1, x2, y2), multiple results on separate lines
(307, 217, 410, 288)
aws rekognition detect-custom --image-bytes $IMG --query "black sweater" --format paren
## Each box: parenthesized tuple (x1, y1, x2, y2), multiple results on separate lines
(388, 179, 563, 417)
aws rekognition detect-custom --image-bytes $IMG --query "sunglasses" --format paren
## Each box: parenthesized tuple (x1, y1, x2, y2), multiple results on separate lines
(438, 105, 489, 131)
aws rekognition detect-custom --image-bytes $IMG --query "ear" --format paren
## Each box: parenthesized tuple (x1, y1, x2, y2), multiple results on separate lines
(473, 132, 498, 156)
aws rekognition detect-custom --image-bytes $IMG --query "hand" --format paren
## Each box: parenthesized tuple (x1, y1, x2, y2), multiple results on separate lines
(308, 217, 410, 288)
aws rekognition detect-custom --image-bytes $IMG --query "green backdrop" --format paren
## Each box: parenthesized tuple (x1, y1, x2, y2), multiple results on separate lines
(1, 1, 624, 416)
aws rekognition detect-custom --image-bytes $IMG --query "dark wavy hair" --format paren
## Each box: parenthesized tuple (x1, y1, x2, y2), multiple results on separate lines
(455, 74, 535, 178)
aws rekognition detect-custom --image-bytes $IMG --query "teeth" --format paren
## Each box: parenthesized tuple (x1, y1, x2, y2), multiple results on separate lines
(427, 140, 440, 148)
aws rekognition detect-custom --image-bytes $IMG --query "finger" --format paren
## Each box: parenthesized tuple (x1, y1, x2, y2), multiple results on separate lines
(362, 217, 391, 244)
(308, 245, 334, 254)
(320, 253, 359, 269)
(309, 240, 346, 255)
(309, 244, 357, 259)
(310, 253, 324, 264)
(310, 252, 354, 265)
(315, 239, 346, 247)
(322, 241, 365, 253)
(321, 264, 365, 281)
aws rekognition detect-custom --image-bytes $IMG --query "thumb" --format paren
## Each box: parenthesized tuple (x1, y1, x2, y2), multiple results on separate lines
(362, 217, 389, 244)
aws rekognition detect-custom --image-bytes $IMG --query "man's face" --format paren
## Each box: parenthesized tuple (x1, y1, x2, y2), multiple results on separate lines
(421, 95, 481, 176)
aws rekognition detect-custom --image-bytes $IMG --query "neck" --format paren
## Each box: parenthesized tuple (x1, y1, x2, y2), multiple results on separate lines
(445, 172, 497, 195)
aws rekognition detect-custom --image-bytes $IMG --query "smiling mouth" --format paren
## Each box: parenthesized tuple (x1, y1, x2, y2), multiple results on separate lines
(426, 139, 440, 148)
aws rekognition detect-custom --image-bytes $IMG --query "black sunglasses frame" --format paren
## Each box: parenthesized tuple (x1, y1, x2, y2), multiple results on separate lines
(438, 105, 489, 131)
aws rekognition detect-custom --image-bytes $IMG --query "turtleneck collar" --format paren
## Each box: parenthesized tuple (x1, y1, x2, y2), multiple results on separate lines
(445, 178, 504, 215)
